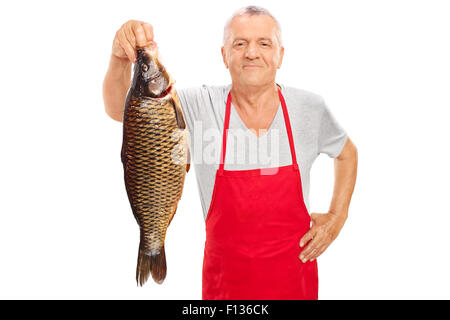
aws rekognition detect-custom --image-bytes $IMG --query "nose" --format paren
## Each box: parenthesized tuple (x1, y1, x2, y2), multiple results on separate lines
(245, 42, 259, 59)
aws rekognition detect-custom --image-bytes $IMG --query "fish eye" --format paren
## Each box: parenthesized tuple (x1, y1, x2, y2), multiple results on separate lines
(141, 64, 149, 72)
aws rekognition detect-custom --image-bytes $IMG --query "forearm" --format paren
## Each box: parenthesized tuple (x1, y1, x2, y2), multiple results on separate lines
(102, 54, 132, 122)
(329, 145, 358, 220)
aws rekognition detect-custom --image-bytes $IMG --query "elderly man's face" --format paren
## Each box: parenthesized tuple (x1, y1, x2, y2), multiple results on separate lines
(221, 14, 284, 88)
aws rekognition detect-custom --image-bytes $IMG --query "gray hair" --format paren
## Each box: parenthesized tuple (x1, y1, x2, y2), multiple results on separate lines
(223, 6, 283, 47)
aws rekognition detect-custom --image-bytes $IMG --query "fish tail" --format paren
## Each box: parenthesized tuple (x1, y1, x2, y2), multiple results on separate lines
(136, 242, 167, 286)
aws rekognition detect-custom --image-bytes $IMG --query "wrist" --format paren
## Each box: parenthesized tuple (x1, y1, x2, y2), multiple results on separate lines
(107, 54, 132, 81)
(329, 209, 348, 222)
(110, 53, 131, 67)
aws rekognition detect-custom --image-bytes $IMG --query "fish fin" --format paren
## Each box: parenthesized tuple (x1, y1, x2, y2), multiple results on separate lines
(171, 90, 186, 129)
(172, 89, 191, 172)
(168, 203, 178, 225)
(121, 144, 125, 165)
(186, 147, 191, 173)
(136, 243, 167, 286)
(120, 122, 127, 166)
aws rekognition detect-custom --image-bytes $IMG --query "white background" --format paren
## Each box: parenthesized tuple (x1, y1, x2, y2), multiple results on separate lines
(0, 0, 449, 299)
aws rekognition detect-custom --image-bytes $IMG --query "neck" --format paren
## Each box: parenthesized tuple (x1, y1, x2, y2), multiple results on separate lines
(230, 82, 280, 112)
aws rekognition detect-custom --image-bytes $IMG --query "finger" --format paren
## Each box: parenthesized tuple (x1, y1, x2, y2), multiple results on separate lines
(133, 23, 148, 48)
(124, 23, 137, 48)
(300, 233, 323, 262)
(305, 247, 320, 262)
(299, 229, 315, 248)
(142, 23, 154, 43)
(309, 243, 327, 261)
(118, 29, 136, 63)
(308, 233, 332, 261)
(301, 243, 320, 262)
(112, 32, 126, 57)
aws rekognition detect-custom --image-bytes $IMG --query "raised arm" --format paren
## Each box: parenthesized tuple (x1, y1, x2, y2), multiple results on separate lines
(102, 20, 156, 122)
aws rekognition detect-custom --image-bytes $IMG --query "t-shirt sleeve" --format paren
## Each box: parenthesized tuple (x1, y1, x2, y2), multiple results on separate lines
(176, 86, 203, 134)
(317, 97, 348, 158)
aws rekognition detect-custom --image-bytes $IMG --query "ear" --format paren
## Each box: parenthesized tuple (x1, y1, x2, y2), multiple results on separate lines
(277, 46, 284, 69)
(221, 46, 229, 69)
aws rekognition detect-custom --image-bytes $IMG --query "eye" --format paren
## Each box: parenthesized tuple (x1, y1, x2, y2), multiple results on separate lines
(141, 64, 148, 72)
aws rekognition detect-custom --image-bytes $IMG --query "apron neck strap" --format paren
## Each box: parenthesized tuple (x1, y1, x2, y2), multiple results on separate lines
(219, 92, 233, 173)
(278, 88, 299, 169)
(219, 87, 298, 173)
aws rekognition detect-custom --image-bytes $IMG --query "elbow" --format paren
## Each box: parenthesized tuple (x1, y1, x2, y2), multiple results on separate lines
(103, 93, 123, 123)
(102, 79, 124, 123)
(105, 107, 123, 123)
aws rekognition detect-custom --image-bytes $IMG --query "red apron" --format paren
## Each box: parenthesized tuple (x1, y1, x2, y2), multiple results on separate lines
(202, 87, 318, 300)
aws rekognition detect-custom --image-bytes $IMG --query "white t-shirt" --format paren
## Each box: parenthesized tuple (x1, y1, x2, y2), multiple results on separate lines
(177, 83, 348, 220)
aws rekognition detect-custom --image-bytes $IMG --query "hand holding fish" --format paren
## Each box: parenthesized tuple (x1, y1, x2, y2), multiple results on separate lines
(112, 20, 157, 63)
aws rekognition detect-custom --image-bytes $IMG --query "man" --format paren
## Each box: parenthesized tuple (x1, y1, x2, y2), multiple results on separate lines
(103, 6, 358, 299)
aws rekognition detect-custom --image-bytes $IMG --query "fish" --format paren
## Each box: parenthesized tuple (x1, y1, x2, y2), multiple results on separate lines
(120, 45, 190, 286)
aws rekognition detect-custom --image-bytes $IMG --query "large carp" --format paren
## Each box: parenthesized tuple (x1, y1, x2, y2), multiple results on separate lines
(121, 45, 190, 286)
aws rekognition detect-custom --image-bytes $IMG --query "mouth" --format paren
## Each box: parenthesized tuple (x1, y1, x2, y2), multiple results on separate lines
(243, 65, 262, 69)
